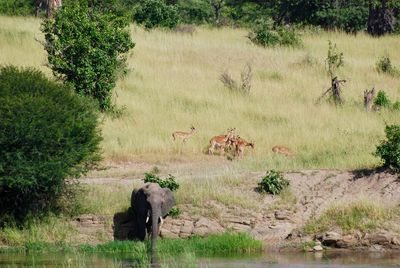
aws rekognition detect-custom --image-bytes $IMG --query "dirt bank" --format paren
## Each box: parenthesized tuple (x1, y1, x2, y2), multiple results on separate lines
(76, 162, 400, 250)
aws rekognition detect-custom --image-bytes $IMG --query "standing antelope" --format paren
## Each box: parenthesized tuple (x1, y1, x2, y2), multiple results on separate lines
(208, 128, 236, 155)
(272, 145, 293, 157)
(172, 126, 197, 143)
(233, 136, 254, 158)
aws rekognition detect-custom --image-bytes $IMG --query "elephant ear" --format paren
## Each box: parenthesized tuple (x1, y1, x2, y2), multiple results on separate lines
(161, 188, 175, 217)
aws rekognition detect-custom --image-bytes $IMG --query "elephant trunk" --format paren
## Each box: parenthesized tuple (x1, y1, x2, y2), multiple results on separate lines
(151, 209, 161, 252)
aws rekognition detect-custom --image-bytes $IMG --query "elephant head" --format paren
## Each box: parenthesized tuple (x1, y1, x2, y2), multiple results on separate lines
(131, 183, 175, 251)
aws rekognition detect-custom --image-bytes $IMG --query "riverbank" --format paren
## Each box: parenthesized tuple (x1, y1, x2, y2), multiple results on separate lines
(1, 161, 399, 253)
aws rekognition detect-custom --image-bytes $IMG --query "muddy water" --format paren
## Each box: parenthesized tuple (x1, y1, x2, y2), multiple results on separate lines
(0, 251, 399, 267)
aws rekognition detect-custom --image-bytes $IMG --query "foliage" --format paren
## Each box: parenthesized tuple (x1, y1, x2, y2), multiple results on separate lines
(176, 0, 212, 25)
(41, 1, 134, 111)
(375, 124, 400, 171)
(376, 55, 399, 77)
(257, 170, 289, 195)
(374, 90, 392, 108)
(143, 172, 180, 191)
(133, 0, 180, 29)
(167, 207, 181, 218)
(248, 19, 302, 48)
(393, 101, 400, 110)
(0, 0, 35, 16)
(0, 66, 102, 224)
(326, 41, 344, 79)
(303, 202, 397, 234)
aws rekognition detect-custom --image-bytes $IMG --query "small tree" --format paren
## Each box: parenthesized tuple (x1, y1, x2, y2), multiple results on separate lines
(0, 66, 102, 224)
(42, 1, 134, 111)
(375, 124, 400, 172)
(133, 0, 180, 29)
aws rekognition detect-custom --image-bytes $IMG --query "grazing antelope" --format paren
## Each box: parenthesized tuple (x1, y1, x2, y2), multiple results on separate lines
(172, 126, 196, 143)
(208, 128, 236, 155)
(272, 145, 293, 157)
(233, 136, 254, 158)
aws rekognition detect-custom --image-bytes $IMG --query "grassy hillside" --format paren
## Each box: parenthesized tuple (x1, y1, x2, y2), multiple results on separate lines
(1, 16, 400, 170)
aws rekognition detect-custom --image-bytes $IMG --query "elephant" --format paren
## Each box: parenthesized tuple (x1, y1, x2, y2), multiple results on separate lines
(131, 183, 175, 251)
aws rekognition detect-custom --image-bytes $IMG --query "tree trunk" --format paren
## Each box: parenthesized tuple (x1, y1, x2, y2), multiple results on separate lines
(368, 0, 396, 36)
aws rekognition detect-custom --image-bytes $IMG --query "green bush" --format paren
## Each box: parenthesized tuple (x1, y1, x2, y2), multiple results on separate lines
(374, 90, 392, 108)
(41, 2, 134, 112)
(248, 19, 302, 48)
(143, 173, 180, 191)
(133, 0, 180, 29)
(167, 207, 181, 218)
(176, 0, 212, 25)
(375, 124, 400, 172)
(257, 170, 289, 195)
(0, 66, 102, 224)
(376, 56, 399, 77)
(393, 101, 400, 110)
(0, 0, 35, 16)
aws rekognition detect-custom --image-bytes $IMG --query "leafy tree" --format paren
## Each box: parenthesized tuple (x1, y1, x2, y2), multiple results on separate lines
(133, 0, 180, 29)
(0, 66, 102, 224)
(42, 1, 134, 111)
(0, 0, 36, 16)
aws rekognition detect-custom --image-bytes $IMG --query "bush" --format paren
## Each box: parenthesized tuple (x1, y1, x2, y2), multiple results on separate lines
(257, 170, 289, 195)
(248, 19, 302, 48)
(375, 124, 400, 171)
(143, 173, 180, 191)
(376, 55, 399, 77)
(374, 90, 392, 109)
(133, 0, 180, 29)
(41, 2, 134, 112)
(0, 66, 102, 224)
(0, 0, 35, 16)
(176, 0, 212, 25)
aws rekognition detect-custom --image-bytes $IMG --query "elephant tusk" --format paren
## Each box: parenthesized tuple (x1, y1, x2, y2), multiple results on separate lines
(146, 216, 149, 223)
(159, 217, 164, 231)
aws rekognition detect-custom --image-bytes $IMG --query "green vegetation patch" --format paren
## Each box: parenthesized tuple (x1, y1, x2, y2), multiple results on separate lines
(303, 202, 399, 234)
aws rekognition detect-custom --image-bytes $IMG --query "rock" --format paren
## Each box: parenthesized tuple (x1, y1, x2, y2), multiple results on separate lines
(392, 236, 400, 245)
(274, 211, 291, 221)
(313, 245, 323, 251)
(228, 223, 252, 232)
(369, 244, 384, 252)
(224, 216, 251, 226)
(336, 235, 357, 248)
(322, 231, 341, 247)
(160, 228, 179, 239)
(315, 241, 322, 246)
(367, 232, 392, 245)
(179, 221, 194, 238)
(192, 217, 224, 237)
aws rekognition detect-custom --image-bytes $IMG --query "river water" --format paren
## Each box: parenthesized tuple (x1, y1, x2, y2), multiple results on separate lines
(0, 251, 399, 267)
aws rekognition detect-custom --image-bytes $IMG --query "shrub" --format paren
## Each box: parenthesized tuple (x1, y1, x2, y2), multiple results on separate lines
(0, 66, 102, 224)
(326, 40, 344, 79)
(375, 124, 400, 171)
(376, 55, 399, 77)
(393, 101, 400, 110)
(176, 0, 212, 25)
(257, 170, 289, 195)
(0, 0, 35, 16)
(167, 207, 181, 218)
(133, 0, 180, 29)
(41, 2, 134, 111)
(248, 19, 302, 48)
(143, 173, 180, 191)
(374, 90, 392, 109)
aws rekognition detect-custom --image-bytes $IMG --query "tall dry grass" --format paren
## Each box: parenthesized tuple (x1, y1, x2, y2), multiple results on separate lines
(1, 15, 400, 170)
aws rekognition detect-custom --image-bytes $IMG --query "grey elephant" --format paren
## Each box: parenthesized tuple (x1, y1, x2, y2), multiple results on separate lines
(131, 183, 175, 251)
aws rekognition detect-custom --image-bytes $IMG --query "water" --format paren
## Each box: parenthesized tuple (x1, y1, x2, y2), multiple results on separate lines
(0, 251, 399, 267)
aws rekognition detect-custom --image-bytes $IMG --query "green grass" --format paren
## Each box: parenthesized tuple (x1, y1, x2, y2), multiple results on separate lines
(303, 202, 400, 234)
(1, 15, 400, 170)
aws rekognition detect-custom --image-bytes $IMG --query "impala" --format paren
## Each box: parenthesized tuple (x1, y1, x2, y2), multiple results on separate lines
(272, 145, 293, 156)
(208, 128, 236, 155)
(172, 126, 197, 143)
(233, 136, 254, 158)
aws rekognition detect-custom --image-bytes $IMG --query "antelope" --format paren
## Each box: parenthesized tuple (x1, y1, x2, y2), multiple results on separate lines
(233, 136, 254, 158)
(208, 128, 236, 155)
(172, 126, 196, 143)
(272, 145, 293, 157)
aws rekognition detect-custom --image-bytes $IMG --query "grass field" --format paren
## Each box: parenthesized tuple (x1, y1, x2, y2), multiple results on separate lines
(1, 15, 400, 170)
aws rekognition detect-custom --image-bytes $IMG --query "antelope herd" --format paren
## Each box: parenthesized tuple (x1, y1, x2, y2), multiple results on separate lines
(172, 126, 294, 158)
